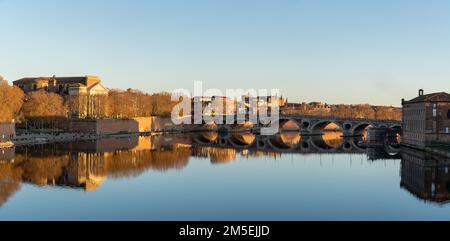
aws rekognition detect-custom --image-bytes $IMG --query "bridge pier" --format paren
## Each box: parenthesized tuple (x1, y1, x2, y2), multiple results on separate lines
(366, 127, 388, 147)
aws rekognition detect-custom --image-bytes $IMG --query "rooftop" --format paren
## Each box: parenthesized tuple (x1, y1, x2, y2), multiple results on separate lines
(403, 90, 450, 104)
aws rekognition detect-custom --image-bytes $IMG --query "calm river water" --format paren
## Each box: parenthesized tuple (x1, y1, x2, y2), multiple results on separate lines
(0, 132, 449, 220)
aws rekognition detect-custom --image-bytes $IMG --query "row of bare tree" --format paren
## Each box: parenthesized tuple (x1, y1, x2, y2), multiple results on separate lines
(282, 103, 401, 120)
(0, 79, 180, 122)
(0, 77, 401, 123)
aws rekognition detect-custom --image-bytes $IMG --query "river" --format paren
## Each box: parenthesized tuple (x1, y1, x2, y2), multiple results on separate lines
(0, 132, 449, 220)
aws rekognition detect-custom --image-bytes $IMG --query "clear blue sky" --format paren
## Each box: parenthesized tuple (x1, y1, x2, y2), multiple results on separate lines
(1, 0, 450, 106)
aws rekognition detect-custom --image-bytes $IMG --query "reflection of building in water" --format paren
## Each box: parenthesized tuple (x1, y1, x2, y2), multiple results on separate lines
(366, 147, 400, 161)
(62, 153, 107, 192)
(401, 148, 450, 203)
(192, 147, 237, 164)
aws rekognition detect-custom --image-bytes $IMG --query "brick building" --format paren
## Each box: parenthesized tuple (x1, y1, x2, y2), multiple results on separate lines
(402, 89, 450, 148)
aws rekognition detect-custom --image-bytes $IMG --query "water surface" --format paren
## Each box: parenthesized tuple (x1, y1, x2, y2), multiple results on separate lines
(0, 133, 449, 220)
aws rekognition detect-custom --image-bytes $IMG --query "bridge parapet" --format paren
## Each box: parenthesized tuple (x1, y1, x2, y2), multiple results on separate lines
(279, 115, 401, 136)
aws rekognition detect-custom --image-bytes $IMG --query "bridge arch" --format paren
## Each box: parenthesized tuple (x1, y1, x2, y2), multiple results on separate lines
(193, 132, 219, 144)
(300, 140, 310, 151)
(228, 133, 257, 148)
(217, 125, 231, 134)
(301, 119, 311, 130)
(310, 134, 344, 151)
(387, 124, 402, 145)
(311, 121, 343, 135)
(279, 119, 301, 132)
(352, 123, 375, 137)
(342, 140, 353, 151)
(343, 123, 353, 131)
(256, 137, 267, 149)
(267, 132, 301, 151)
(349, 137, 368, 151)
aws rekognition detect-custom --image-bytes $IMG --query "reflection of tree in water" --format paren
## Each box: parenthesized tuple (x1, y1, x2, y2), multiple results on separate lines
(0, 164, 23, 208)
(0, 145, 192, 195)
(106, 147, 191, 178)
(242, 150, 281, 159)
(16, 154, 70, 186)
(192, 146, 282, 163)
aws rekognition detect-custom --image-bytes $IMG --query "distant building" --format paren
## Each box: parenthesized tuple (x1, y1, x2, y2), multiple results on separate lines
(281, 101, 331, 114)
(14, 76, 109, 119)
(309, 102, 331, 112)
(402, 89, 450, 148)
(192, 95, 284, 116)
(68, 81, 109, 118)
(283, 103, 304, 110)
(239, 95, 285, 115)
(13, 75, 106, 95)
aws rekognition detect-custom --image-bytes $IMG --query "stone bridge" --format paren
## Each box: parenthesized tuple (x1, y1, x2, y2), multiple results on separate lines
(196, 115, 402, 137)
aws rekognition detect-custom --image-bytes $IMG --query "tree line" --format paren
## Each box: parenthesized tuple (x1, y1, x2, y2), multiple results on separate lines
(282, 103, 401, 121)
(0, 79, 180, 122)
(0, 77, 401, 123)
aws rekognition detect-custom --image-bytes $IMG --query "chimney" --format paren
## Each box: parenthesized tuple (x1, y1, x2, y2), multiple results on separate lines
(419, 89, 424, 96)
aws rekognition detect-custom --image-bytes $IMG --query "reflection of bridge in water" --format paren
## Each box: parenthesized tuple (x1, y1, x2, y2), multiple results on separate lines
(192, 132, 401, 160)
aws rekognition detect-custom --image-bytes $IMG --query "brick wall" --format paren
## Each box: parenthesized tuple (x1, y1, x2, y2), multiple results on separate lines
(132, 117, 152, 132)
(70, 119, 139, 134)
(96, 119, 139, 135)
(59, 137, 139, 152)
(147, 117, 185, 132)
(69, 117, 186, 134)
(70, 119, 97, 133)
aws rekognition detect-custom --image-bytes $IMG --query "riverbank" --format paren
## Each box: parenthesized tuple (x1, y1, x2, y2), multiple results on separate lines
(11, 130, 187, 147)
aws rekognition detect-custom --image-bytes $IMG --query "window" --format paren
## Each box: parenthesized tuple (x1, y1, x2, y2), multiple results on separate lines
(447, 109, 450, 119)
